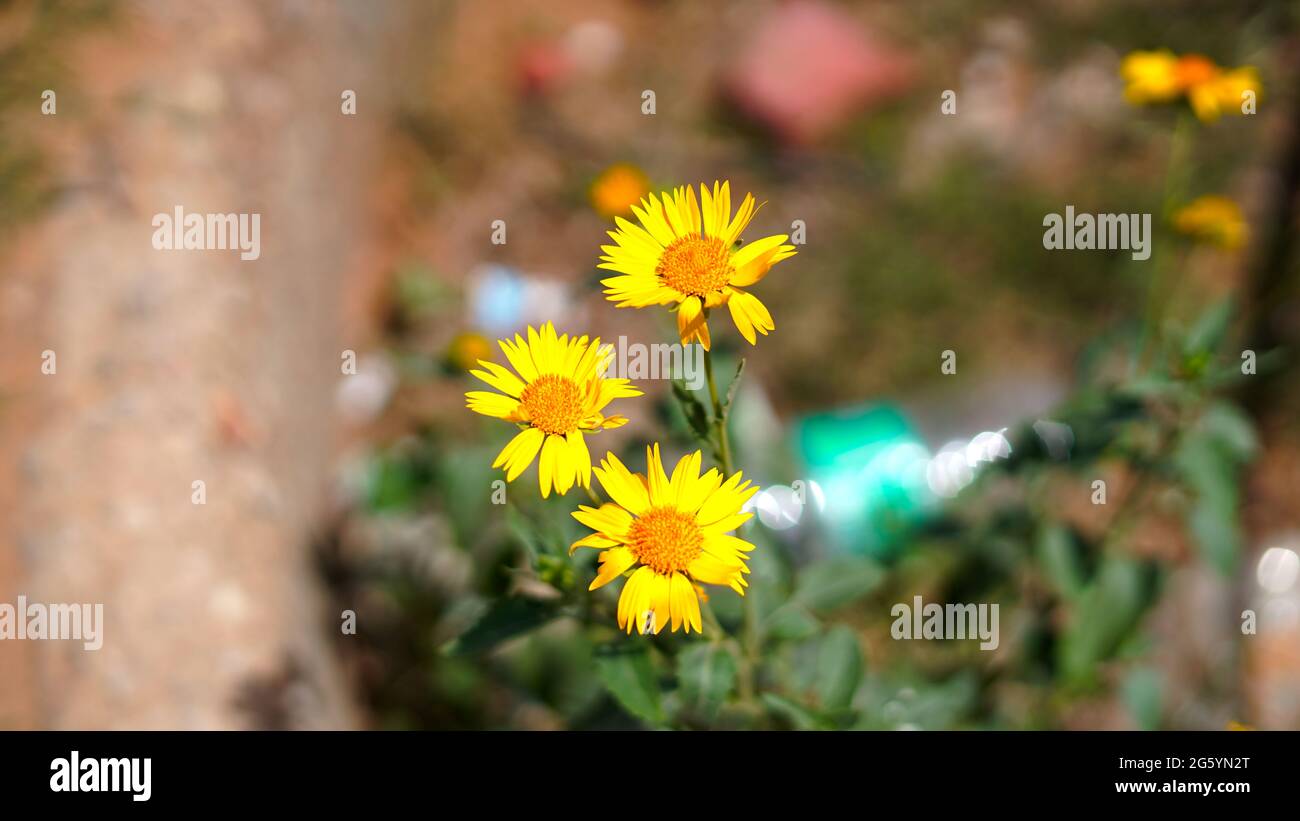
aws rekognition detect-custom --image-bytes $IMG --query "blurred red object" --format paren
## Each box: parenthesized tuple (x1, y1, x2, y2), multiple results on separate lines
(516, 40, 573, 96)
(725, 1, 912, 144)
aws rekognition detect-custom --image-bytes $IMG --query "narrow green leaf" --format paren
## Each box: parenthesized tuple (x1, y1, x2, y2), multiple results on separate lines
(721, 357, 746, 414)
(446, 597, 556, 656)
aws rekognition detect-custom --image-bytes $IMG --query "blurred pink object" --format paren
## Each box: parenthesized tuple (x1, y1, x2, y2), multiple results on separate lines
(725, 1, 912, 144)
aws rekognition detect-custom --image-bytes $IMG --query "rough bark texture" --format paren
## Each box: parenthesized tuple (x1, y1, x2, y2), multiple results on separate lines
(0, 0, 394, 729)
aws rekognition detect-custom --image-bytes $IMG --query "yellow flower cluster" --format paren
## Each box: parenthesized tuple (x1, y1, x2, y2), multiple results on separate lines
(466, 181, 792, 633)
(1121, 50, 1261, 122)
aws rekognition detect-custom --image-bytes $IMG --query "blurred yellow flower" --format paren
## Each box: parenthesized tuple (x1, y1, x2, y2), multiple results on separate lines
(1200, 66, 1262, 122)
(446, 331, 495, 372)
(1173, 195, 1248, 249)
(466, 322, 641, 498)
(599, 181, 797, 350)
(1120, 50, 1261, 123)
(570, 445, 758, 634)
(590, 163, 650, 219)
(1121, 50, 1182, 104)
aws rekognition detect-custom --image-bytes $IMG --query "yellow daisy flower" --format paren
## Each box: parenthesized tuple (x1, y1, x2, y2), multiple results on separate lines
(466, 322, 641, 498)
(590, 163, 650, 219)
(1172, 195, 1248, 249)
(1121, 50, 1182, 104)
(570, 444, 759, 635)
(598, 181, 797, 350)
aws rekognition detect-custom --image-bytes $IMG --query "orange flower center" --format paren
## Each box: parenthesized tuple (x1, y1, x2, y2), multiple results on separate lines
(519, 374, 584, 436)
(656, 234, 734, 297)
(627, 507, 703, 575)
(1175, 55, 1218, 88)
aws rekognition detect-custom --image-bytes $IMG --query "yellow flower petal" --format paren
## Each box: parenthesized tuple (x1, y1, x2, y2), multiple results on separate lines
(593, 452, 651, 514)
(649, 571, 672, 634)
(572, 502, 635, 541)
(466, 391, 521, 419)
(645, 443, 673, 506)
(727, 289, 774, 346)
(496, 427, 546, 482)
(590, 547, 637, 590)
(538, 433, 562, 498)
(671, 571, 701, 633)
(566, 429, 592, 489)
(618, 566, 657, 634)
(499, 335, 538, 382)
(668, 450, 702, 508)
(570, 532, 620, 555)
(676, 295, 711, 350)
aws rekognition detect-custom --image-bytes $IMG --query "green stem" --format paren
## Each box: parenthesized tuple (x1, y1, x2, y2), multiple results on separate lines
(1136, 112, 1193, 373)
(703, 348, 733, 474)
(702, 341, 759, 702)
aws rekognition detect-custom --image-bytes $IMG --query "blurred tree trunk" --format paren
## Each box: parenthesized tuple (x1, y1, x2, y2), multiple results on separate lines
(0, 0, 397, 728)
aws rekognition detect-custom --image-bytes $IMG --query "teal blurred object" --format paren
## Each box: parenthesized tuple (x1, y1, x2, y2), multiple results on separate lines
(794, 403, 934, 558)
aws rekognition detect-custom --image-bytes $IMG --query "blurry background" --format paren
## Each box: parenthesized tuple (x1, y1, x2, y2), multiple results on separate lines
(1, 0, 1298, 729)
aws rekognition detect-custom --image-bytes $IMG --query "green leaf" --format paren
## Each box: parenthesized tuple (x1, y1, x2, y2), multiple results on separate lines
(1174, 432, 1240, 574)
(595, 646, 665, 726)
(1183, 298, 1233, 359)
(1198, 401, 1257, 462)
(1122, 668, 1163, 730)
(760, 693, 820, 730)
(721, 357, 746, 414)
(815, 625, 864, 712)
(445, 597, 557, 655)
(676, 644, 738, 721)
(1186, 501, 1237, 575)
(1059, 557, 1154, 683)
(764, 604, 822, 641)
(793, 556, 885, 614)
(1037, 523, 1088, 599)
